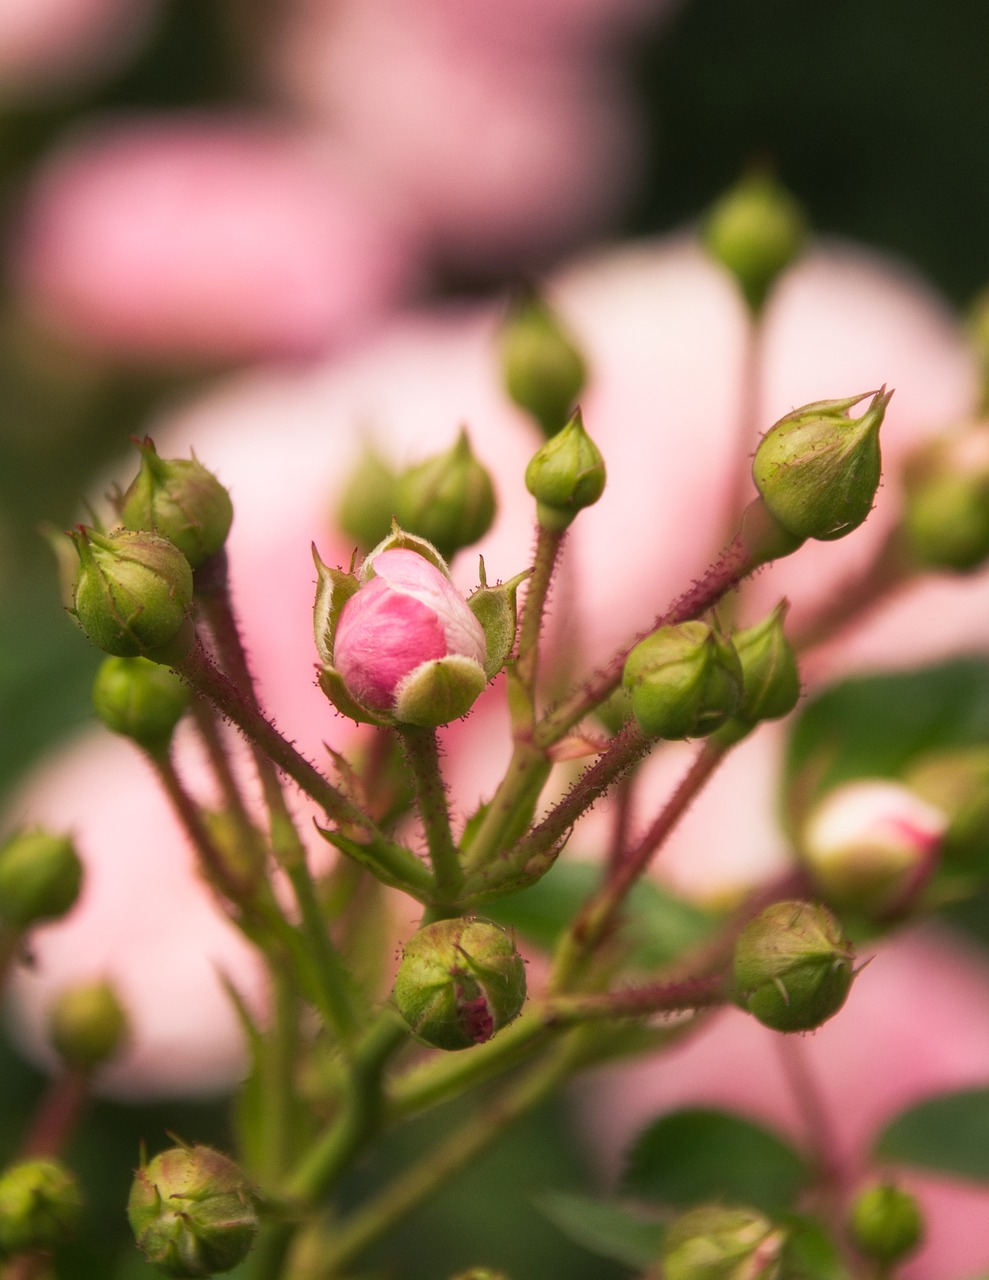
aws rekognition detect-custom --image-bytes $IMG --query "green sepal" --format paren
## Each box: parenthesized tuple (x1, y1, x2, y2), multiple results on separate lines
(316, 666, 388, 726)
(311, 544, 359, 666)
(315, 825, 434, 900)
(468, 563, 531, 679)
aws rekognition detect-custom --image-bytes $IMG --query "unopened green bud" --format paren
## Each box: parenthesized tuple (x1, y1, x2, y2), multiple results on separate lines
(525, 409, 605, 530)
(117, 438, 233, 569)
(663, 1204, 786, 1280)
(336, 444, 398, 552)
(128, 1145, 258, 1278)
(393, 918, 526, 1051)
(799, 780, 945, 917)
(716, 603, 800, 745)
(902, 424, 989, 571)
(905, 746, 989, 871)
(733, 901, 854, 1033)
(623, 621, 743, 740)
(393, 429, 496, 560)
(92, 655, 190, 752)
(48, 980, 128, 1072)
(498, 288, 587, 436)
(703, 172, 807, 314)
(0, 1158, 82, 1257)
(849, 1182, 923, 1264)
(0, 829, 82, 929)
(752, 388, 892, 542)
(70, 527, 194, 659)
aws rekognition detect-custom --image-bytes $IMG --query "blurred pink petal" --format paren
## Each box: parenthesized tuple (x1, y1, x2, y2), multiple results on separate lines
(10, 116, 416, 363)
(0, 0, 158, 100)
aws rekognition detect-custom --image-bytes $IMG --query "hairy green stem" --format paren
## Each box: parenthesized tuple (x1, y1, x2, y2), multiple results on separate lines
(514, 523, 566, 720)
(398, 727, 461, 901)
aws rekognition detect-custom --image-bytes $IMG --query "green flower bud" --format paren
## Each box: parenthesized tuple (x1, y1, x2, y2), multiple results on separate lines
(848, 1182, 923, 1265)
(703, 171, 807, 314)
(92, 656, 190, 752)
(117, 438, 233, 569)
(733, 901, 855, 1033)
(0, 829, 82, 929)
(336, 443, 398, 552)
(393, 429, 497, 560)
(70, 527, 194, 659)
(799, 780, 945, 918)
(48, 980, 129, 1072)
(715, 603, 801, 745)
(902, 424, 989, 571)
(905, 746, 989, 871)
(752, 388, 892, 542)
(393, 918, 526, 1051)
(128, 1145, 258, 1278)
(524, 408, 606, 530)
(498, 288, 587, 436)
(622, 621, 743, 740)
(663, 1204, 786, 1280)
(0, 1158, 83, 1257)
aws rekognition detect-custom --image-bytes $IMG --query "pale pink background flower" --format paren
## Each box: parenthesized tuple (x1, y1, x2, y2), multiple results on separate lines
(0, 0, 158, 101)
(8, 231, 989, 1275)
(10, 116, 417, 363)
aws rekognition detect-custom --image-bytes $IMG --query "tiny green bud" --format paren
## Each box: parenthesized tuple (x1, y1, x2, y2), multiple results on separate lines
(498, 288, 587, 436)
(92, 655, 190, 752)
(703, 171, 807, 313)
(849, 1183, 923, 1265)
(752, 388, 892, 542)
(336, 443, 398, 552)
(0, 1158, 83, 1257)
(622, 621, 743, 740)
(524, 408, 605, 530)
(715, 603, 800, 745)
(0, 829, 82, 929)
(48, 980, 129, 1072)
(393, 429, 497, 560)
(128, 1145, 258, 1278)
(663, 1204, 786, 1280)
(70, 526, 194, 659)
(902, 424, 989, 571)
(799, 780, 945, 918)
(733, 901, 855, 1033)
(117, 438, 233, 569)
(393, 918, 526, 1051)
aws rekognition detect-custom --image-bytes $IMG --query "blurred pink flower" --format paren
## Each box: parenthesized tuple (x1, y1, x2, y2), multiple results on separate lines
(268, 0, 659, 268)
(0, 0, 158, 100)
(10, 116, 416, 364)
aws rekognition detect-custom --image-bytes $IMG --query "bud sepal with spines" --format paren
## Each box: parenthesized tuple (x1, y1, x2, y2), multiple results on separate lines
(393, 917, 526, 1050)
(117, 437, 233, 569)
(467, 564, 530, 679)
(127, 1144, 258, 1278)
(733, 900, 855, 1033)
(623, 621, 743, 740)
(70, 526, 194, 659)
(524, 408, 606, 530)
(752, 388, 892, 542)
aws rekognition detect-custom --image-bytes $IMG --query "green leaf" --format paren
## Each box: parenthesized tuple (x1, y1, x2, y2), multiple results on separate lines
(535, 1190, 665, 1268)
(778, 1214, 846, 1280)
(874, 1086, 989, 1180)
(783, 658, 989, 831)
(622, 1108, 810, 1214)
(483, 860, 714, 965)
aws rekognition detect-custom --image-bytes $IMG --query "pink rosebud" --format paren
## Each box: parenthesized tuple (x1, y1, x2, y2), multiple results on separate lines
(800, 779, 947, 916)
(333, 547, 487, 726)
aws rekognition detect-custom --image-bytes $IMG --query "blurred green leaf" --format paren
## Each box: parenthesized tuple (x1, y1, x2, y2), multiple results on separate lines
(484, 860, 715, 966)
(779, 1214, 846, 1280)
(783, 659, 989, 832)
(874, 1086, 989, 1180)
(536, 1190, 665, 1268)
(622, 1108, 809, 1213)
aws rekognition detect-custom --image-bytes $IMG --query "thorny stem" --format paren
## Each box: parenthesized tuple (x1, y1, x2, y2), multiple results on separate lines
(542, 973, 728, 1024)
(398, 727, 462, 901)
(514, 523, 566, 721)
